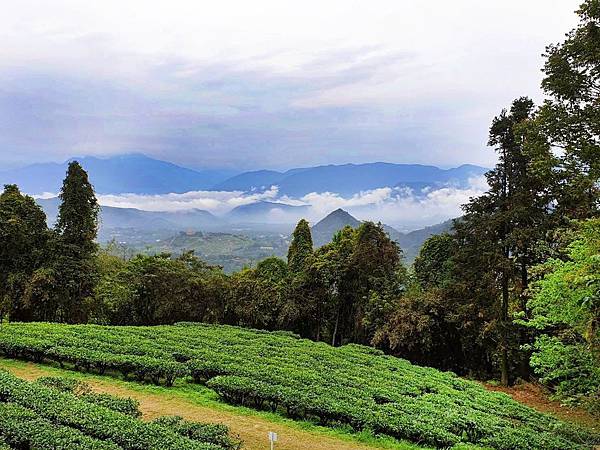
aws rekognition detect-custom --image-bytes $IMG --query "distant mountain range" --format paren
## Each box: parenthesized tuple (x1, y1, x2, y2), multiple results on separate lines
(35, 196, 451, 263)
(219, 162, 487, 197)
(2, 154, 488, 197)
(0, 154, 237, 194)
(312, 208, 453, 262)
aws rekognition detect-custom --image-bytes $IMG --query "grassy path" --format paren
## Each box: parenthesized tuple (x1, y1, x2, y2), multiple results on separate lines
(0, 358, 427, 450)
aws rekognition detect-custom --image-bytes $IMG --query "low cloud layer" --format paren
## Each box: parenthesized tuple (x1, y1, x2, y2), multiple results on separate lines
(96, 187, 280, 215)
(59, 176, 488, 230)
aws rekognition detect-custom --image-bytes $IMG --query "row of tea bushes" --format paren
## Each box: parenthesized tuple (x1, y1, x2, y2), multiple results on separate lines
(0, 370, 239, 450)
(0, 322, 598, 449)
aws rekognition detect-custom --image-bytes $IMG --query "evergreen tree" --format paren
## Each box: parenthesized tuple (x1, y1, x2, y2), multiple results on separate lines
(452, 98, 555, 385)
(54, 161, 100, 322)
(56, 161, 100, 253)
(287, 219, 313, 272)
(539, 0, 600, 218)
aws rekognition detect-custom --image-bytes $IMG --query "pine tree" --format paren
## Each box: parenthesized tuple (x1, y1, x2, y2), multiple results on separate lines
(287, 219, 313, 273)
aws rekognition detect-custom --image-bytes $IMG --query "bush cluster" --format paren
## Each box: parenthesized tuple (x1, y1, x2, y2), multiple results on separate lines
(0, 370, 237, 449)
(1, 322, 598, 449)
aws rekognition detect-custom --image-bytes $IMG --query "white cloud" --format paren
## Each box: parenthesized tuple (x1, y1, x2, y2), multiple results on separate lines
(96, 186, 279, 214)
(0, 0, 581, 169)
(77, 177, 488, 230)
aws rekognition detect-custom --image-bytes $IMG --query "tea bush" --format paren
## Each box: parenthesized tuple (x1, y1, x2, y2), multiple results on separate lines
(0, 370, 235, 449)
(0, 322, 598, 449)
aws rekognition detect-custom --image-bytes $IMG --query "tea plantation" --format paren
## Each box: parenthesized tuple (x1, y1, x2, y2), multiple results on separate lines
(0, 370, 240, 449)
(0, 322, 598, 449)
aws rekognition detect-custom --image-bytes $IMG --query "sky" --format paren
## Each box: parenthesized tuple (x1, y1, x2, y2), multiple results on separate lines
(0, 0, 581, 172)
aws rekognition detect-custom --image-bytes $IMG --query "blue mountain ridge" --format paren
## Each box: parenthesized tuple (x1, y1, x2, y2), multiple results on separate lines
(0, 154, 237, 194)
(1, 154, 488, 197)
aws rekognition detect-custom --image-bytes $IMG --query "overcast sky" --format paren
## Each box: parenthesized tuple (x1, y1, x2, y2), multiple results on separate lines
(0, 0, 580, 171)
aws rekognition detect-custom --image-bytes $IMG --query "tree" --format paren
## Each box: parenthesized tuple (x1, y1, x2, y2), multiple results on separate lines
(303, 222, 404, 346)
(228, 257, 288, 330)
(352, 222, 404, 343)
(371, 284, 463, 370)
(96, 251, 227, 326)
(54, 161, 100, 322)
(519, 219, 600, 412)
(56, 161, 100, 252)
(314, 226, 357, 346)
(451, 97, 555, 385)
(413, 233, 455, 289)
(0, 185, 50, 322)
(287, 219, 313, 272)
(539, 0, 600, 219)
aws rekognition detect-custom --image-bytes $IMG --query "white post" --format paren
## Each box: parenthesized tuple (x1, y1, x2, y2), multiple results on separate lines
(268, 431, 278, 450)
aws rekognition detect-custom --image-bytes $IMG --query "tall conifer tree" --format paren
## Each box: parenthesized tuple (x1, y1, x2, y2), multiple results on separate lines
(287, 219, 313, 273)
(54, 161, 99, 322)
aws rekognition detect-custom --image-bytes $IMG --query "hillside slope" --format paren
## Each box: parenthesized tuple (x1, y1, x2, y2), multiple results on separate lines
(0, 359, 421, 450)
(0, 322, 597, 449)
(311, 209, 453, 261)
(311, 208, 362, 246)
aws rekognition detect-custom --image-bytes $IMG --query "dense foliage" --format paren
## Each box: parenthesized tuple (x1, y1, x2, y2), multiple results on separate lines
(372, 1, 600, 401)
(0, 161, 102, 324)
(0, 369, 239, 449)
(0, 322, 597, 449)
(519, 219, 600, 412)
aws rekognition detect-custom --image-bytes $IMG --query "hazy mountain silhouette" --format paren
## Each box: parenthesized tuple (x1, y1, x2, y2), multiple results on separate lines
(36, 197, 221, 231)
(311, 208, 361, 246)
(2, 154, 487, 197)
(217, 162, 488, 197)
(1, 154, 236, 194)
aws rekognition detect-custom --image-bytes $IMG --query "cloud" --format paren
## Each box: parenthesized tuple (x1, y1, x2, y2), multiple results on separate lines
(0, 0, 581, 170)
(58, 177, 488, 230)
(95, 186, 280, 214)
(291, 177, 487, 229)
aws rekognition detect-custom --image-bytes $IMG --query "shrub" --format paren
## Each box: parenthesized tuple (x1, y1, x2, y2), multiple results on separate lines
(0, 322, 598, 449)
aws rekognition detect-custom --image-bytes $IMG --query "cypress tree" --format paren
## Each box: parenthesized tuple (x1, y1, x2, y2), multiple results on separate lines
(287, 219, 313, 272)
(56, 161, 99, 254)
(54, 161, 100, 322)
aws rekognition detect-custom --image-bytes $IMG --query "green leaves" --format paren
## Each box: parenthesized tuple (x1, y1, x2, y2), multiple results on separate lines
(0, 371, 224, 449)
(522, 219, 600, 411)
(1, 322, 598, 449)
(287, 219, 313, 273)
